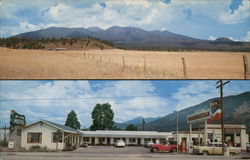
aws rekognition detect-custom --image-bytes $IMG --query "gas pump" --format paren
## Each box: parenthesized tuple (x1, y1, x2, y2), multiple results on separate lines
(188, 141, 193, 153)
(181, 141, 186, 153)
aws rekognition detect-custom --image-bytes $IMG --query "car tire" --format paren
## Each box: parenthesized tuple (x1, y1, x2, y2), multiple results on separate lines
(202, 150, 208, 156)
(152, 148, 159, 153)
(172, 148, 177, 152)
(229, 152, 235, 156)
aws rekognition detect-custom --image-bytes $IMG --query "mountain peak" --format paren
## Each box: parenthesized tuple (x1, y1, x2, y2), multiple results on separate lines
(87, 26, 103, 32)
(215, 37, 234, 42)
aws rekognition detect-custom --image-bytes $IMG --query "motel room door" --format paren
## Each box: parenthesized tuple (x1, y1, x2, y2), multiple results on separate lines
(91, 137, 95, 145)
(137, 138, 141, 145)
(107, 138, 111, 145)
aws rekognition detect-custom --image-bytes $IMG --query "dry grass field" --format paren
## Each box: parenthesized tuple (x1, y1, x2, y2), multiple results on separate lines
(0, 47, 249, 79)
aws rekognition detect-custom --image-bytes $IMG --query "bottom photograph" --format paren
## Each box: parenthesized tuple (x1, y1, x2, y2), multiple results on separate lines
(0, 80, 250, 160)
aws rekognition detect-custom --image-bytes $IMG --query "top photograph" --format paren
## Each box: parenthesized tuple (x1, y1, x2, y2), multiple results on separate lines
(0, 0, 249, 79)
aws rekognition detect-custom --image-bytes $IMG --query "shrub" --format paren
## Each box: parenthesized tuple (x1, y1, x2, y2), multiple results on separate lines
(0, 140, 8, 147)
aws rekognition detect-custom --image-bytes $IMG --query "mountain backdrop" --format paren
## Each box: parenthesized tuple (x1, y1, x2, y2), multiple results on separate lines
(115, 116, 160, 130)
(136, 92, 250, 133)
(12, 26, 250, 52)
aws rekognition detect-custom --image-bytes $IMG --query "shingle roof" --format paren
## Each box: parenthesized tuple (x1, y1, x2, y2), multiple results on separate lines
(81, 130, 173, 138)
(42, 120, 79, 133)
(24, 120, 81, 134)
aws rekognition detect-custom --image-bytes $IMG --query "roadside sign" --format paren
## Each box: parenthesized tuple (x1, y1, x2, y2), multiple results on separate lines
(187, 109, 210, 123)
(10, 110, 26, 127)
(8, 142, 14, 149)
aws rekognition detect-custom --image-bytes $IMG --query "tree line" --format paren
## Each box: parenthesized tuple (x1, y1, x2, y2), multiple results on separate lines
(65, 103, 138, 131)
(0, 37, 114, 49)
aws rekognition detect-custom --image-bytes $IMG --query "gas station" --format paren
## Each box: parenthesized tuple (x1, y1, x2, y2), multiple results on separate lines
(173, 100, 249, 153)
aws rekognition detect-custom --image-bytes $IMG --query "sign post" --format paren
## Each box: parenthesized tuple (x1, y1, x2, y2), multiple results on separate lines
(9, 110, 26, 150)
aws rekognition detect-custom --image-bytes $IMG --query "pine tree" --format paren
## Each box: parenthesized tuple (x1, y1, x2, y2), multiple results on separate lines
(65, 110, 81, 130)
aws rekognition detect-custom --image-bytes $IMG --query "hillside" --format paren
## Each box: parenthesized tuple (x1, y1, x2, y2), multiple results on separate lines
(141, 92, 250, 133)
(115, 116, 160, 130)
(0, 37, 114, 50)
(11, 26, 250, 52)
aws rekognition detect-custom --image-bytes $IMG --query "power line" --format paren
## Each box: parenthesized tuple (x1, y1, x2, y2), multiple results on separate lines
(0, 91, 246, 102)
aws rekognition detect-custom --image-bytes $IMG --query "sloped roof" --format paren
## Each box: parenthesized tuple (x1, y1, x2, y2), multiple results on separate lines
(43, 120, 80, 133)
(24, 120, 81, 134)
(81, 130, 173, 138)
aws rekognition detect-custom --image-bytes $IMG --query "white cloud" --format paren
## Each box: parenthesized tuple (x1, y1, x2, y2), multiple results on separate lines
(243, 31, 250, 42)
(228, 36, 239, 41)
(114, 97, 169, 122)
(19, 21, 41, 33)
(2, 0, 248, 37)
(0, 81, 170, 127)
(208, 29, 250, 43)
(208, 36, 217, 41)
(219, 0, 250, 24)
(172, 81, 250, 111)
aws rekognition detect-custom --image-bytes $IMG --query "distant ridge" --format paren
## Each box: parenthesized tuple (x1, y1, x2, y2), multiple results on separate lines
(139, 92, 250, 133)
(11, 26, 250, 51)
(115, 116, 160, 130)
(215, 37, 234, 42)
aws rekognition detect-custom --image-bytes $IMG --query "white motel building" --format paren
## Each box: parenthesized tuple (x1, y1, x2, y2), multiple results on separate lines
(20, 120, 249, 151)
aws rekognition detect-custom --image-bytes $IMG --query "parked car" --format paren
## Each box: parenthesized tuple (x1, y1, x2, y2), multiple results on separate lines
(144, 141, 155, 148)
(80, 143, 88, 148)
(247, 143, 250, 152)
(193, 144, 241, 156)
(115, 140, 126, 147)
(149, 141, 177, 153)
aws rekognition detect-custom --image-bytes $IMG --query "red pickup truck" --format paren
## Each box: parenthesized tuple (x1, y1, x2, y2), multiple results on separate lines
(149, 141, 177, 153)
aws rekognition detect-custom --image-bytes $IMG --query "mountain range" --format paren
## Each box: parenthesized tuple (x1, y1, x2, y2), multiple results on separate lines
(12, 26, 250, 51)
(116, 92, 250, 133)
(115, 116, 160, 130)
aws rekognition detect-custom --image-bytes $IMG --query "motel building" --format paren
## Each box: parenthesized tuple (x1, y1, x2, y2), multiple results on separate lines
(20, 120, 173, 150)
(20, 120, 249, 151)
(80, 130, 174, 146)
(21, 120, 82, 150)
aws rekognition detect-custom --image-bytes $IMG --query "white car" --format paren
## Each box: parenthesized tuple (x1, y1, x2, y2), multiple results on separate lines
(115, 140, 126, 147)
(144, 141, 154, 148)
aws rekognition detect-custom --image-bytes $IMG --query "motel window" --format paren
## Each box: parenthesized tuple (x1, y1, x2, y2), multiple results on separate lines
(129, 138, 136, 143)
(98, 137, 105, 143)
(27, 132, 42, 143)
(52, 132, 62, 143)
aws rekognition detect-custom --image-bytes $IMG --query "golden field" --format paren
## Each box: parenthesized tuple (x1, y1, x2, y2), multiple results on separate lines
(0, 47, 249, 79)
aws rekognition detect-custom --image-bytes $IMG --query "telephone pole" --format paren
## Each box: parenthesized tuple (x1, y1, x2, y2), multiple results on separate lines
(216, 80, 230, 156)
(176, 111, 179, 152)
(142, 119, 145, 131)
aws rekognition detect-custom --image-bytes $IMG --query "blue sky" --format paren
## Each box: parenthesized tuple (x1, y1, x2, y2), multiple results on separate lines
(0, 80, 249, 128)
(0, 0, 249, 41)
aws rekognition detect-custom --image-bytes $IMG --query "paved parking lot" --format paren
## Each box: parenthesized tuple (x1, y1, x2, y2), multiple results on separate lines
(0, 146, 244, 160)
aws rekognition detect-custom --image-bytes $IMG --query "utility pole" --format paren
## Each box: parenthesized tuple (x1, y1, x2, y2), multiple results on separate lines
(176, 111, 179, 152)
(216, 80, 230, 156)
(142, 119, 145, 131)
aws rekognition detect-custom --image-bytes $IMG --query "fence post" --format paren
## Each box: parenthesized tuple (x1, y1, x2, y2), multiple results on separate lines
(109, 58, 111, 64)
(181, 57, 187, 79)
(243, 55, 249, 79)
(122, 56, 125, 70)
(84, 52, 86, 59)
(143, 55, 147, 73)
(100, 56, 102, 62)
